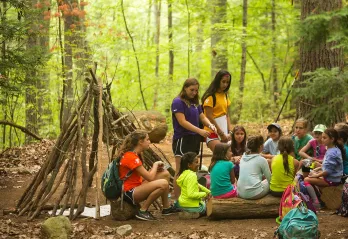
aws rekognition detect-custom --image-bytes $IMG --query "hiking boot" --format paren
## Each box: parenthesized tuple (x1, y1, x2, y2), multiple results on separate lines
(136, 210, 157, 221)
(162, 204, 181, 215)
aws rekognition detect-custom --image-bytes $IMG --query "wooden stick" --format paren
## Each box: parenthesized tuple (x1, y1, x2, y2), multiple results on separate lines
(95, 75, 103, 219)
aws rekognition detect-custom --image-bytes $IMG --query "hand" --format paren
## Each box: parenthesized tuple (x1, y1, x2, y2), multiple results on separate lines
(199, 129, 210, 138)
(232, 156, 241, 164)
(208, 124, 217, 133)
(204, 193, 212, 200)
(154, 161, 164, 167)
(308, 173, 319, 178)
(220, 134, 228, 143)
(226, 134, 232, 141)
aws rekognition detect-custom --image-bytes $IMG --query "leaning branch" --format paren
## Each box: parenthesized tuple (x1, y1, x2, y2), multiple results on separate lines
(0, 120, 42, 141)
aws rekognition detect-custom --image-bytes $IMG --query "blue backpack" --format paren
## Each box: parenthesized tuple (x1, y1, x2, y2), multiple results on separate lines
(275, 203, 319, 239)
(101, 157, 133, 200)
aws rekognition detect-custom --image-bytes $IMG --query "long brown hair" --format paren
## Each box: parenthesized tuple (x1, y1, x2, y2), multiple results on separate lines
(209, 143, 230, 172)
(230, 125, 247, 156)
(178, 78, 200, 106)
(325, 128, 346, 160)
(116, 130, 148, 160)
(278, 136, 294, 175)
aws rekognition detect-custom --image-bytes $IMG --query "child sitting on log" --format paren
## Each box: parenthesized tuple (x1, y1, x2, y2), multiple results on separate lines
(237, 135, 272, 199)
(261, 123, 282, 162)
(209, 143, 237, 199)
(299, 124, 327, 169)
(335, 123, 348, 177)
(230, 125, 247, 179)
(118, 131, 179, 221)
(293, 117, 313, 178)
(304, 128, 344, 209)
(270, 136, 299, 197)
(176, 152, 211, 215)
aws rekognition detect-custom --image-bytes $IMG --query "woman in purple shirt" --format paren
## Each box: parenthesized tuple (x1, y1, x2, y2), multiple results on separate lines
(171, 78, 216, 200)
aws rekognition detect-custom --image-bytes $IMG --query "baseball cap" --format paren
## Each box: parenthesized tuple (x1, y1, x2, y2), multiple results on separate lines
(313, 124, 327, 133)
(267, 123, 282, 133)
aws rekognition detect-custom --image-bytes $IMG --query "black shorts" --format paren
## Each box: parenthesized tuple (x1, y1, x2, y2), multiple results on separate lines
(124, 188, 136, 205)
(172, 134, 201, 157)
(302, 165, 310, 173)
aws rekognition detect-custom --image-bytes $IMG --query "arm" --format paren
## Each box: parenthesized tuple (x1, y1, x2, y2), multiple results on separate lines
(175, 112, 210, 138)
(309, 170, 328, 178)
(134, 161, 163, 182)
(299, 141, 313, 160)
(230, 168, 236, 184)
(186, 174, 209, 199)
(199, 113, 216, 132)
(293, 159, 300, 174)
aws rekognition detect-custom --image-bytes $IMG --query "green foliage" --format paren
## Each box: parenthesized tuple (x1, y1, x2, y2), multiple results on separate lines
(293, 68, 348, 126)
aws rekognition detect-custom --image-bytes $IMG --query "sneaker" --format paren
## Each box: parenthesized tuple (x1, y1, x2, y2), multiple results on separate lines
(136, 210, 157, 221)
(162, 204, 181, 215)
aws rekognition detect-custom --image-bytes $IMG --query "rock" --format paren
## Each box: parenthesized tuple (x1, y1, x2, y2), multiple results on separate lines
(320, 184, 343, 210)
(41, 216, 72, 239)
(110, 200, 138, 221)
(178, 211, 200, 219)
(116, 224, 132, 236)
(127, 111, 168, 143)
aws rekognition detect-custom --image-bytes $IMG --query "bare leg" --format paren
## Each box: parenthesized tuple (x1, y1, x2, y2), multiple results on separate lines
(133, 179, 169, 211)
(207, 139, 220, 152)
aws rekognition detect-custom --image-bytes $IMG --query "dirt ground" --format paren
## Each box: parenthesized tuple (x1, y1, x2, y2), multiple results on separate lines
(1, 134, 348, 238)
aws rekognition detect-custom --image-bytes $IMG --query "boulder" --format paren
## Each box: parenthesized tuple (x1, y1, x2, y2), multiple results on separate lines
(41, 216, 72, 239)
(128, 111, 168, 143)
(320, 184, 343, 210)
(110, 200, 138, 221)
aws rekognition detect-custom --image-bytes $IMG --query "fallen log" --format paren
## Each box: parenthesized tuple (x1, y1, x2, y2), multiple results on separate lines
(207, 194, 280, 220)
(320, 185, 343, 210)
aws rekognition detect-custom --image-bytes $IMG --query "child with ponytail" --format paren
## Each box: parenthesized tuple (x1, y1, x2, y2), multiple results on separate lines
(270, 136, 300, 197)
(304, 128, 344, 209)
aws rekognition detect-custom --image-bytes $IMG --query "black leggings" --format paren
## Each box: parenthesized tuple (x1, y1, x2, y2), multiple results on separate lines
(269, 189, 283, 197)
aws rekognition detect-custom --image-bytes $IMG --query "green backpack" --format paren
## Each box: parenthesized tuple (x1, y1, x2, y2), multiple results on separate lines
(275, 203, 319, 239)
(101, 157, 133, 200)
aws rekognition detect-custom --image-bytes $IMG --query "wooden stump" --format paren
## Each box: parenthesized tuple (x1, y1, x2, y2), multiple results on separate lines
(110, 200, 138, 221)
(320, 185, 343, 210)
(207, 194, 280, 220)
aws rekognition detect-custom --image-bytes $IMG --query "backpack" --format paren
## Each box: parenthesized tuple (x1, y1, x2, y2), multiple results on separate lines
(277, 185, 302, 223)
(275, 203, 319, 239)
(101, 157, 133, 200)
(336, 180, 348, 217)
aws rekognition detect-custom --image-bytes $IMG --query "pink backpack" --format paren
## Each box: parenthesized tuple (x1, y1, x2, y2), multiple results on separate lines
(278, 185, 302, 222)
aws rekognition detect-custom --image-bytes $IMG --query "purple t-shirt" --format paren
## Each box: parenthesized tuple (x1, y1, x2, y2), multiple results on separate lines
(309, 139, 326, 160)
(171, 97, 202, 140)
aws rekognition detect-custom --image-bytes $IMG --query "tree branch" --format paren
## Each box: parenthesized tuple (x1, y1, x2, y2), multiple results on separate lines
(0, 120, 42, 141)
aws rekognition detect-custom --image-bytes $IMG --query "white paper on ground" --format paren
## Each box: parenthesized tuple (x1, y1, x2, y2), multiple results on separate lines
(49, 204, 111, 218)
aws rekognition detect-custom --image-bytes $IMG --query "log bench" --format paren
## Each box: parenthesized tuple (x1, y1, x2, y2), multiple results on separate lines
(207, 194, 280, 220)
(110, 200, 138, 221)
(320, 184, 343, 210)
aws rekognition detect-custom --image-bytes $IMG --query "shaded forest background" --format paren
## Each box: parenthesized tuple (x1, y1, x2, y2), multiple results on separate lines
(1, 0, 348, 148)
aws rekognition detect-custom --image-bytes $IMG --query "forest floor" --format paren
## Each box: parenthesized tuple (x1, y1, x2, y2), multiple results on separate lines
(0, 120, 348, 238)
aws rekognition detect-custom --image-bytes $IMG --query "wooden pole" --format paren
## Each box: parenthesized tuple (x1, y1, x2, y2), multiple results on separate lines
(95, 75, 103, 219)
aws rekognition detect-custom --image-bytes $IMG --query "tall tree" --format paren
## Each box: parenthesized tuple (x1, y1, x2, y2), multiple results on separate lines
(297, 0, 344, 126)
(210, 0, 228, 78)
(235, 0, 248, 123)
(271, 0, 278, 103)
(168, 0, 174, 82)
(152, 0, 161, 109)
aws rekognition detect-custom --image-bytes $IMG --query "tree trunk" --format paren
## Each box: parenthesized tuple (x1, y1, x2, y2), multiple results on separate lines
(168, 0, 173, 82)
(297, 0, 344, 127)
(235, 0, 248, 123)
(60, 0, 75, 129)
(152, 0, 161, 109)
(25, 0, 39, 143)
(37, 1, 52, 135)
(210, 0, 228, 78)
(271, 0, 278, 103)
(207, 195, 280, 219)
